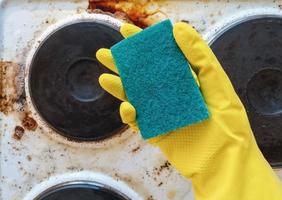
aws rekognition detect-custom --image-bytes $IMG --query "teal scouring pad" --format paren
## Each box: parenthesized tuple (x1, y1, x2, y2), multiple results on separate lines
(111, 19, 209, 139)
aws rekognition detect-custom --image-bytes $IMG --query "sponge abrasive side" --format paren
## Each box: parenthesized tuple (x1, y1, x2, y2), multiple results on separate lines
(111, 20, 209, 139)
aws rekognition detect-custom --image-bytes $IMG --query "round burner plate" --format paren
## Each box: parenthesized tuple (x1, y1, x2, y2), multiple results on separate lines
(210, 16, 282, 166)
(35, 181, 129, 200)
(29, 22, 125, 141)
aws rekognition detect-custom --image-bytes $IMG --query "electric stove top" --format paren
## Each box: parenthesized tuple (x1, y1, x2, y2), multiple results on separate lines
(1, 1, 281, 200)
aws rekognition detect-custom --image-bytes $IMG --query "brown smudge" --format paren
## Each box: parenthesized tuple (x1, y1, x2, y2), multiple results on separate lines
(12, 146, 20, 151)
(167, 190, 176, 199)
(181, 19, 190, 24)
(26, 155, 32, 161)
(112, 171, 152, 198)
(88, 0, 166, 28)
(147, 195, 154, 200)
(153, 161, 172, 176)
(0, 61, 20, 114)
(114, 173, 132, 183)
(159, 161, 171, 171)
(13, 126, 25, 140)
(22, 115, 38, 131)
(131, 145, 141, 153)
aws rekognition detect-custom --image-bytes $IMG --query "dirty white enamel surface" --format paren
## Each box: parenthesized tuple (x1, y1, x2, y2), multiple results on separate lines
(0, 1, 282, 200)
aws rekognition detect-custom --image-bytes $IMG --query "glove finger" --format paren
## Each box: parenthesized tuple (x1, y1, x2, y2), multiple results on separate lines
(99, 73, 127, 101)
(120, 102, 139, 131)
(120, 23, 142, 38)
(173, 22, 240, 107)
(96, 48, 119, 74)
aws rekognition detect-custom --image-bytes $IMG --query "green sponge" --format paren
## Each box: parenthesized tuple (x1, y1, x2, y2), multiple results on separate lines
(111, 19, 209, 139)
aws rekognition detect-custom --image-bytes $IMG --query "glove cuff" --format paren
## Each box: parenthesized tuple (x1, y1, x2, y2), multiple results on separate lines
(191, 138, 282, 200)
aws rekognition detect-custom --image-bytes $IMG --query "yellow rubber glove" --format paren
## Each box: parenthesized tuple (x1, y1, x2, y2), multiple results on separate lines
(96, 22, 282, 200)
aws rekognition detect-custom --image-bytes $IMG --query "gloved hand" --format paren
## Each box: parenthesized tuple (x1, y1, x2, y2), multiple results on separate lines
(96, 22, 282, 200)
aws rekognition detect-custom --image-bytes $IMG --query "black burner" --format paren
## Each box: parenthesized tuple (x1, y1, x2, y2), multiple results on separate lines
(210, 17, 282, 166)
(29, 22, 125, 141)
(35, 182, 129, 200)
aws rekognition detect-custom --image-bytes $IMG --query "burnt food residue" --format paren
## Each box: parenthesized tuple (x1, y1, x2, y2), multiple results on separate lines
(88, 0, 164, 28)
(13, 126, 25, 140)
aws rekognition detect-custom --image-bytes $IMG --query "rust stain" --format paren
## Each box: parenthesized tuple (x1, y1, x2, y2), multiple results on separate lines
(13, 126, 25, 140)
(0, 60, 39, 134)
(0, 61, 20, 114)
(22, 114, 38, 131)
(88, 0, 166, 28)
